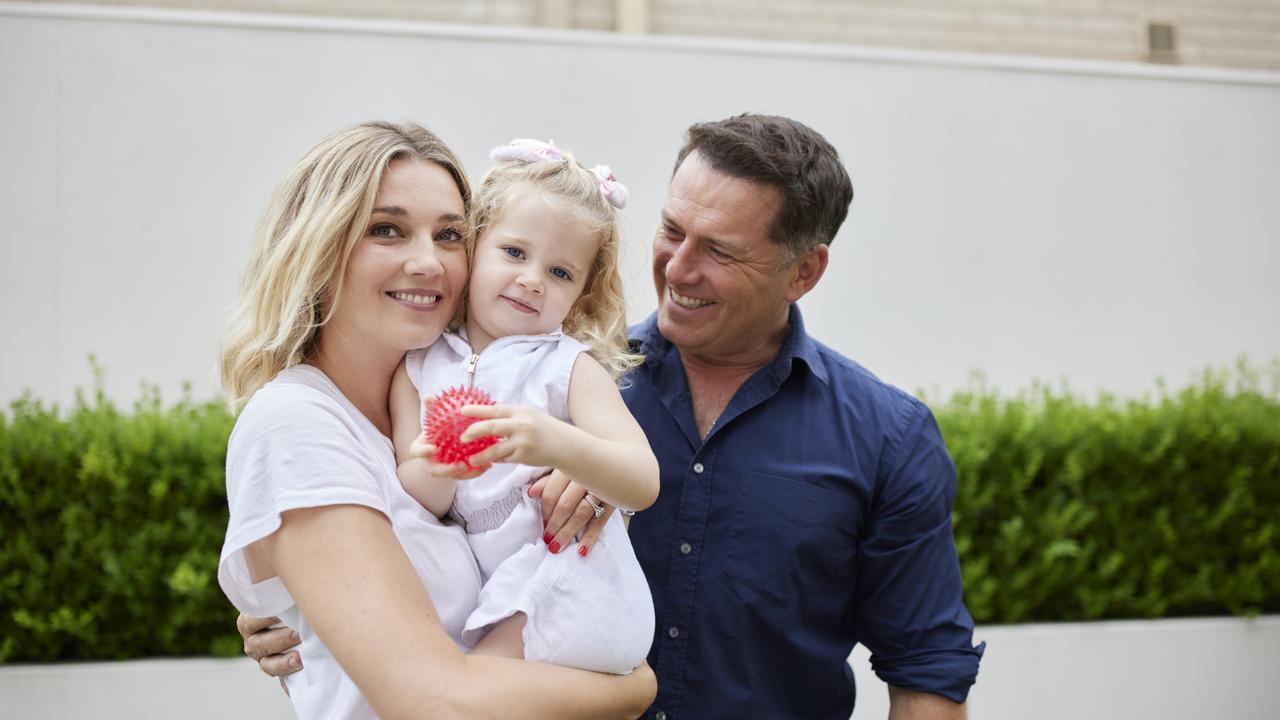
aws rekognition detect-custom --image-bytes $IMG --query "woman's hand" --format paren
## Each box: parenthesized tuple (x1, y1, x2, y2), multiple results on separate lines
(529, 469, 615, 556)
(237, 612, 303, 693)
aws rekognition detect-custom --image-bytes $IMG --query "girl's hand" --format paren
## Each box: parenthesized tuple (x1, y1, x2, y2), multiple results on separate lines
(459, 404, 569, 469)
(529, 469, 615, 556)
(408, 433, 488, 480)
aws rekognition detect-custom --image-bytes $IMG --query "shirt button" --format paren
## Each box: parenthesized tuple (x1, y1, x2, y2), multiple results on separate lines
(692, 462, 704, 474)
(679, 542, 692, 555)
(654, 712, 668, 720)
(667, 626, 680, 639)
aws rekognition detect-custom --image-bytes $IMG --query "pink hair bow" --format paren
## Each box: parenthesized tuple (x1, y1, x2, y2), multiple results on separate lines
(489, 138, 564, 164)
(489, 138, 628, 209)
(590, 165, 628, 209)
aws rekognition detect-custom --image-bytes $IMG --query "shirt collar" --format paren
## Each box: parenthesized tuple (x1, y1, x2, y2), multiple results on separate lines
(632, 304, 829, 386)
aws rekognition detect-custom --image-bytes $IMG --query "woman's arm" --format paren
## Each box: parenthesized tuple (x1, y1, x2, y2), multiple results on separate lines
(260, 502, 655, 720)
(390, 359, 456, 517)
(461, 355, 659, 511)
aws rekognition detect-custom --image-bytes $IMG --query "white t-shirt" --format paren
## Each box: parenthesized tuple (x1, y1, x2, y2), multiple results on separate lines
(218, 364, 482, 720)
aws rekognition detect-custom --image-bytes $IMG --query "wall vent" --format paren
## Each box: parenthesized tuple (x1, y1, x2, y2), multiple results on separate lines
(1147, 21, 1178, 64)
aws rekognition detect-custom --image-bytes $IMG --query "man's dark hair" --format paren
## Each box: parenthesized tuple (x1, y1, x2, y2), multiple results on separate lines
(674, 113, 854, 261)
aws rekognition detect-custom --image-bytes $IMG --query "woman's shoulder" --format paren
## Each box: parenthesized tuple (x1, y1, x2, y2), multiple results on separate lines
(230, 365, 378, 456)
(238, 366, 345, 424)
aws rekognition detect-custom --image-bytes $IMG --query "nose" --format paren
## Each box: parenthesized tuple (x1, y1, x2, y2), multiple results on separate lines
(516, 268, 543, 294)
(404, 237, 445, 277)
(663, 238, 700, 286)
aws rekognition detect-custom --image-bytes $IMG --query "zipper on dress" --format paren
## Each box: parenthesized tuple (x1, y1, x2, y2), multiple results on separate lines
(465, 353, 480, 388)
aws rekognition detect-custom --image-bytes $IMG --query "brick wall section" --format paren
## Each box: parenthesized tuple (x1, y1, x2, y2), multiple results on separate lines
(25, 0, 1280, 71)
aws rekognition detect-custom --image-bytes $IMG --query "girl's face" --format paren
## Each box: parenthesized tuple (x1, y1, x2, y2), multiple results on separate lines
(322, 158, 469, 361)
(465, 188, 600, 351)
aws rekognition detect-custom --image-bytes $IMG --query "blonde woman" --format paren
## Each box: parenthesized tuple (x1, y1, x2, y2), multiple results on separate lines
(391, 139, 657, 675)
(217, 121, 655, 719)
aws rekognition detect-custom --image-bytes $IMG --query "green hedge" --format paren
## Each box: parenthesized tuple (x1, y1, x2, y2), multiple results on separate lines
(2, 364, 1278, 662)
(0, 383, 240, 662)
(943, 362, 1280, 624)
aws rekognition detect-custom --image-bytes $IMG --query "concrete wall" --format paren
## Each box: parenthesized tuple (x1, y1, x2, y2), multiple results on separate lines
(23, 0, 1280, 70)
(1, 3, 1279, 409)
(3, 616, 1278, 718)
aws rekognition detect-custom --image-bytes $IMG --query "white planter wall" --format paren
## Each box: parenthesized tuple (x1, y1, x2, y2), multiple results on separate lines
(1, 3, 1278, 408)
(2, 616, 1277, 719)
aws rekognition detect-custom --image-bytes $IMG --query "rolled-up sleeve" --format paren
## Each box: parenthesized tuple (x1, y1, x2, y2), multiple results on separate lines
(852, 400, 984, 702)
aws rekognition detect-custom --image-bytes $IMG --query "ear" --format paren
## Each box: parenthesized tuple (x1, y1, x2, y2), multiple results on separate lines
(784, 244, 829, 303)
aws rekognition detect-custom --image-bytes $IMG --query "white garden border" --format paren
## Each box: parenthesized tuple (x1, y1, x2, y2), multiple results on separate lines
(2, 615, 1276, 719)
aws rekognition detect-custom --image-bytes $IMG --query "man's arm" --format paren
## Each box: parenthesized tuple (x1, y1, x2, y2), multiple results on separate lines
(853, 401, 983, 705)
(888, 686, 967, 720)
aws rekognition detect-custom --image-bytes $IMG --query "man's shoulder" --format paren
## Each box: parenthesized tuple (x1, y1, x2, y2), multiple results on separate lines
(809, 338, 923, 410)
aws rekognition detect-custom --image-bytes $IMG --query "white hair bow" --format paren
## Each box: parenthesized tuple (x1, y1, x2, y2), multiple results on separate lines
(489, 138, 564, 163)
(488, 138, 628, 209)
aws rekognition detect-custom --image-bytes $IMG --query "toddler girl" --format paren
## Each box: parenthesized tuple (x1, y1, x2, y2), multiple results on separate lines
(390, 138, 657, 675)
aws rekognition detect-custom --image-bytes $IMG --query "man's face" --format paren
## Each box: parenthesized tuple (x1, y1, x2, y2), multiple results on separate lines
(652, 152, 809, 364)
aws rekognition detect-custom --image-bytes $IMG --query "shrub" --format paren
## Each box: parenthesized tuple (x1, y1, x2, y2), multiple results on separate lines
(941, 361, 1280, 624)
(0, 362, 1277, 661)
(0, 380, 240, 662)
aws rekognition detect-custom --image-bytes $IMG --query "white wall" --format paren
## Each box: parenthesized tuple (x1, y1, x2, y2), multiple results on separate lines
(2, 2, 1279, 408)
(3, 616, 1277, 719)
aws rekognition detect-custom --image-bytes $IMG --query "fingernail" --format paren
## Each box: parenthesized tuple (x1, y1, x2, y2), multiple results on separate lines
(527, 486, 535, 497)
(578, 545, 589, 557)
(290, 631, 301, 644)
(290, 653, 303, 671)
(543, 533, 553, 544)
(549, 540, 561, 553)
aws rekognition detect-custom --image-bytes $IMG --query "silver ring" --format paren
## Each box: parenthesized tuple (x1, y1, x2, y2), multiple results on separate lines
(583, 494, 605, 518)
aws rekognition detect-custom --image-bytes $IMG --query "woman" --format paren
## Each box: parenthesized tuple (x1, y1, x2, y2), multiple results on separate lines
(217, 120, 655, 719)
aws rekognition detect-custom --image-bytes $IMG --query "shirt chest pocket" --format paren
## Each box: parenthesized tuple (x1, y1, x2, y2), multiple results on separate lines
(722, 471, 861, 610)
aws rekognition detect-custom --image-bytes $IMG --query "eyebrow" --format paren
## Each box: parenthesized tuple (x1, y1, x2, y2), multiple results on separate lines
(660, 211, 737, 252)
(371, 206, 465, 224)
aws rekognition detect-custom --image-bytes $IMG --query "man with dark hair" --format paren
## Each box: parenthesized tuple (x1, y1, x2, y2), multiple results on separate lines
(623, 113, 982, 719)
(240, 113, 982, 719)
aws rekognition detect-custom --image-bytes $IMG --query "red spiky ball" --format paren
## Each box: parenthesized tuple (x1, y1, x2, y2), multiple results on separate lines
(424, 386, 500, 469)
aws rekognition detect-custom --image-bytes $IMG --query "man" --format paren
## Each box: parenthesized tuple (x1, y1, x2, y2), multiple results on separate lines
(242, 114, 982, 718)
(619, 115, 981, 719)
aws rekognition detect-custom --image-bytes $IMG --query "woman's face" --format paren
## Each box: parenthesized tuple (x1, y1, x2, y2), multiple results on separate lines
(321, 157, 468, 361)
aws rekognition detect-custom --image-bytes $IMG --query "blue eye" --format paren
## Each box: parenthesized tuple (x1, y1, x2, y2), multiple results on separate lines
(551, 267, 572, 281)
(436, 227, 463, 244)
(503, 246, 525, 259)
(370, 223, 401, 238)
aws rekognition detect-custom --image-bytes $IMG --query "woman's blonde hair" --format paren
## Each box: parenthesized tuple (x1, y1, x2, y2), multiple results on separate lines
(218, 121, 470, 411)
(468, 155, 642, 380)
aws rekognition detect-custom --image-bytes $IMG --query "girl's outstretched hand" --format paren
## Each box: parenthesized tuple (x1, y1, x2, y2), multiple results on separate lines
(458, 404, 569, 469)
(529, 469, 615, 556)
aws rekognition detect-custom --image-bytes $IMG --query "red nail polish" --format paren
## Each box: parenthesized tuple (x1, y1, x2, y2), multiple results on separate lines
(543, 533, 552, 544)
(549, 540, 561, 553)
(578, 545, 589, 557)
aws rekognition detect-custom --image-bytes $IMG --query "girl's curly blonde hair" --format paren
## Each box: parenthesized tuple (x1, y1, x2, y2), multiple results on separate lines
(466, 154, 642, 380)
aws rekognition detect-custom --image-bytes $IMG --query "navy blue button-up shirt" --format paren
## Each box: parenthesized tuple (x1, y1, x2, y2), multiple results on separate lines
(624, 307, 983, 720)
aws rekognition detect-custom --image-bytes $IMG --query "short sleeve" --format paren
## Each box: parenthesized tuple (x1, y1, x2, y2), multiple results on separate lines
(852, 400, 984, 702)
(546, 336, 590, 421)
(217, 383, 391, 617)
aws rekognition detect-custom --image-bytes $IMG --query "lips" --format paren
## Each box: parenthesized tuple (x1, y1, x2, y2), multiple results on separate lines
(500, 295, 538, 314)
(668, 286, 714, 310)
(388, 290, 442, 308)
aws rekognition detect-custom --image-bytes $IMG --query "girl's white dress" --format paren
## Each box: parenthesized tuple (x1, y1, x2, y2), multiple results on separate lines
(404, 329, 655, 675)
